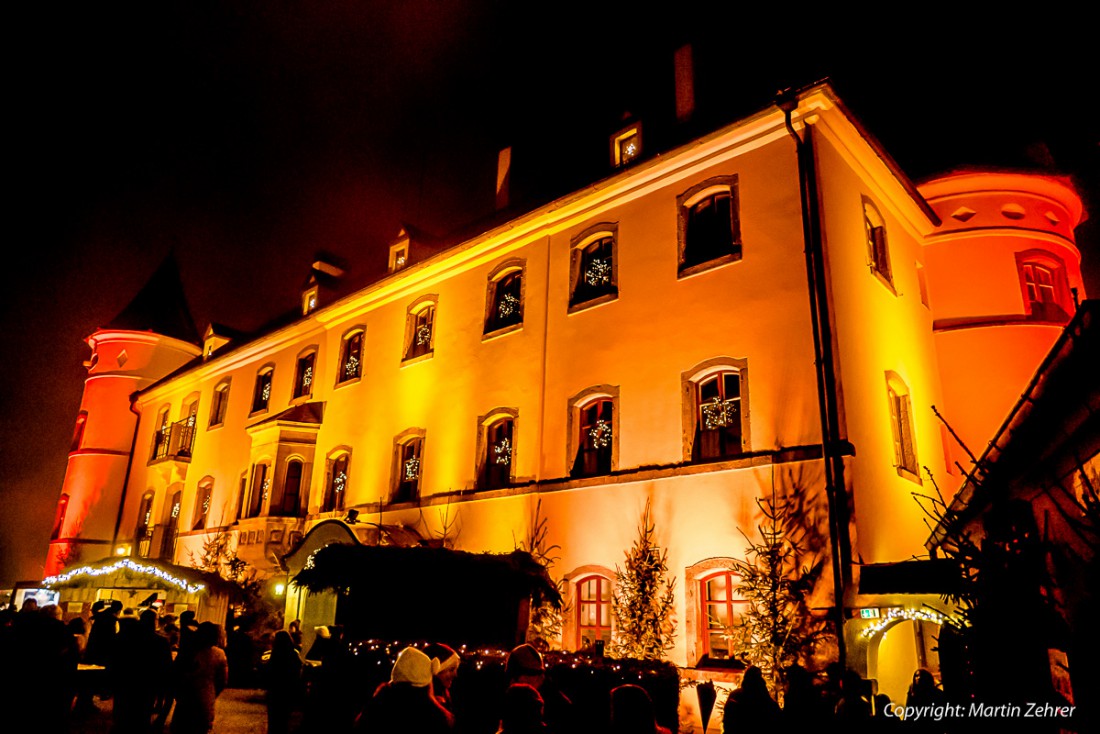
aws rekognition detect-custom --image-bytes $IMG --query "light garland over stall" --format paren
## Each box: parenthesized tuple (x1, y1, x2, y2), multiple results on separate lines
(43, 557, 207, 595)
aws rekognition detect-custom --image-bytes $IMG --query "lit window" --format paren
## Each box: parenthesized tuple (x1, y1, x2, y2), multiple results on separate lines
(302, 286, 319, 315)
(610, 123, 642, 168)
(570, 230, 617, 309)
(1017, 252, 1071, 322)
(393, 435, 424, 504)
(864, 198, 893, 285)
(485, 269, 524, 335)
(404, 299, 436, 361)
(209, 380, 231, 428)
(886, 374, 919, 477)
(480, 416, 514, 490)
(193, 480, 213, 531)
(678, 177, 741, 274)
(323, 454, 349, 513)
(576, 575, 613, 650)
(572, 399, 613, 478)
(339, 330, 365, 384)
(252, 368, 274, 413)
(700, 571, 748, 661)
(246, 463, 270, 519)
(51, 494, 69, 540)
(136, 491, 155, 557)
(294, 351, 316, 399)
(693, 370, 744, 461)
(160, 491, 181, 560)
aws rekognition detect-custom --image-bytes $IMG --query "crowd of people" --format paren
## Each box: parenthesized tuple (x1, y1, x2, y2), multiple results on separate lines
(0, 596, 227, 733)
(1, 595, 949, 734)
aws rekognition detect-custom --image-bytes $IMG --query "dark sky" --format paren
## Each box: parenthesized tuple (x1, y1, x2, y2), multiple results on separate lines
(3, 2, 1097, 586)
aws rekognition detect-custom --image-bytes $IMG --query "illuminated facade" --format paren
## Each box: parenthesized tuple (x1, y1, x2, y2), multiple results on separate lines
(43, 82, 1087, 708)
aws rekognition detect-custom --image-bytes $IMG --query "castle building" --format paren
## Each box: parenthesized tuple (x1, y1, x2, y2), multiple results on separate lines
(41, 80, 1087, 709)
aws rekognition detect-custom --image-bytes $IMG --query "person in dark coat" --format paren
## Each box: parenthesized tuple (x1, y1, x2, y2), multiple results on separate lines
(505, 644, 574, 734)
(110, 611, 173, 734)
(610, 684, 673, 734)
(170, 621, 228, 734)
(778, 664, 822, 733)
(265, 630, 304, 734)
(723, 666, 781, 733)
(498, 683, 547, 734)
(902, 669, 946, 733)
(354, 646, 453, 734)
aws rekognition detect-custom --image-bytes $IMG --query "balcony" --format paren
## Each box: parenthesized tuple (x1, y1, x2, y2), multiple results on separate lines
(149, 419, 197, 464)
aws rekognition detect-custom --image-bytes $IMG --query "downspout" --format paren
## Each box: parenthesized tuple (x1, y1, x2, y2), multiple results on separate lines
(778, 90, 852, 666)
(111, 391, 143, 553)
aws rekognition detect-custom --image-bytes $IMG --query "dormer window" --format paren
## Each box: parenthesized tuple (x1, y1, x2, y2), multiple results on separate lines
(611, 123, 642, 168)
(302, 286, 319, 315)
(389, 229, 412, 273)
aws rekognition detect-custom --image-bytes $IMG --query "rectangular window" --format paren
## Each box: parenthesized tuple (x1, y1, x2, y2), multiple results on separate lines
(340, 331, 364, 383)
(888, 386, 918, 475)
(294, 353, 316, 399)
(481, 418, 514, 489)
(577, 576, 613, 650)
(485, 271, 524, 334)
(405, 305, 435, 361)
(323, 455, 349, 513)
(678, 177, 741, 275)
(209, 382, 230, 427)
(572, 399, 613, 478)
(570, 235, 617, 308)
(701, 572, 748, 660)
(693, 371, 743, 461)
(393, 438, 423, 504)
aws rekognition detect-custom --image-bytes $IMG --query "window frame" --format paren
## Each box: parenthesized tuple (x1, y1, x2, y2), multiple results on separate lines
(208, 379, 231, 428)
(568, 386, 619, 479)
(135, 491, 155, 558)
(863, 196, 894, 289)
(886, 372, 920, 481)
(193, 479, 214, 531)
(293, 349, 317, 401)
(699, 570, 749, 663)
(477, 409, 518, 490)
(403, 296, 437, 363)
(160, 490, 182, 560)
(337, 327, 365, 385)
(246, 461, 271, 519)
(251, 365, 275, 415)
(1015, 250, 1072, 323)
(677, 176, 741, 277)
(575, 574, 614, 651)
(682, 358, 750, 464)
(569, 224, 618, 311)
(322, 451, 350, 514)
(391, 430, 426, 504)
(483, 260, 526, 337)
(70, 412, 88, 452)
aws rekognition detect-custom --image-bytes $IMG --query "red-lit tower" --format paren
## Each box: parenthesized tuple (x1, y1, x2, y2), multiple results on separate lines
(44, 255, 201, 576)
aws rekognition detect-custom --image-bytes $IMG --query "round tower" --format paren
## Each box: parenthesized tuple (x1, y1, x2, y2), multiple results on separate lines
(919, 171, 1087, 475)
(45, 257, 201, 576)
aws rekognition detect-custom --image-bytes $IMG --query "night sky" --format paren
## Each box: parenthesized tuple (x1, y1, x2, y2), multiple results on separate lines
(3, 2, 1097, 586)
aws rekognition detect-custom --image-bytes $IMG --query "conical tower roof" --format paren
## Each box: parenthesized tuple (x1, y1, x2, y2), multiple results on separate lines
(104, 252, 200, 344)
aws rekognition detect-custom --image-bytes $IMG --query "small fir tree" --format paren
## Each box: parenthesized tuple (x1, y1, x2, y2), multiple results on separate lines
(732, 491, 826, 693)
(516, 499, 565, 650)
(609, 500, 677, 660)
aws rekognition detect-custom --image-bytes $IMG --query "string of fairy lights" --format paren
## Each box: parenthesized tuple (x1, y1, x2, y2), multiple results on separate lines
(42, 558, 207, 595)
(859, 606, 955, 638)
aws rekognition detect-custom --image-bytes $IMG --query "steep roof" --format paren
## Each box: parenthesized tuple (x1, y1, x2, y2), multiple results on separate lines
(105, 252, 200, 344)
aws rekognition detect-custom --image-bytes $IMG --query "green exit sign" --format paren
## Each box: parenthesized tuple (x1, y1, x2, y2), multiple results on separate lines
(860, 608, 881, 619)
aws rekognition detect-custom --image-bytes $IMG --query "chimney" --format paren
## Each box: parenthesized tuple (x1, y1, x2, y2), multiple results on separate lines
(674, 44, 695, 123)
(496, 146, 512, 211)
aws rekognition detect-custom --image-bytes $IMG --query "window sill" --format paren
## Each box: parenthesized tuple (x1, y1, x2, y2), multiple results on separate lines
(677, 251, 741, 280)
(206, 422, 224, 431)
(694, 656, 746, 672)
(334, 376, 363, 389)
(871, 266, 897, 295)
(401, 351, 434, 367)
(482, 322, 523, 341)
(896, 465, 923, 484)
(248, 408, 270, 419)
(568, 291, 618, 315)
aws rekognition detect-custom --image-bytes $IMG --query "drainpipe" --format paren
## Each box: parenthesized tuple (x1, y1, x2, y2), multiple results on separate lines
(111, 392, 143, 553)
(778, 90, 852, 667)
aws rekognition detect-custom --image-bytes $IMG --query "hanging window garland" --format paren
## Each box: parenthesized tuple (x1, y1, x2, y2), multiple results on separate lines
(416, 324, 433, 346)
(493, 437, 512, 465)
(589, 419, 612, 448)
(585, 258, 612, 287)
(404, 456, 421, 480)
(701, 396, 738, 429)
(498, 293, 521, 318)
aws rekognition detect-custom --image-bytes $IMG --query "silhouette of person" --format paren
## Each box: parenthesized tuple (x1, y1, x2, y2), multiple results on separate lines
(723, 666, 781, 733)
(610, 683, 673, 734)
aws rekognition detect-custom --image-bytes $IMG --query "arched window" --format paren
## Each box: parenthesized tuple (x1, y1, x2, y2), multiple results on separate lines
(404, 298, 437, 361)
(323, 453, 350, 513)
(151, 406, 171, 461)
(569, 225, 618, 309)
(51, 494, 69, 540)
(294, 349, 317, 399)
(277, 459, 305, 516)
(678, 177, 741, 274)
(160, 490, 182, 560)
(393, 433, 425, 504)
(136, 491, 155, 557)
(252, 366, 275, 413)
(193, 479, 213, 531)
(863, 197, 893, 285)
(209, 380, 231, 428)
(576, 575, 613, 651)
(479, 413, 516, 490)
(572, 398, 614, 478)
(247, 462, 270, 519)
(338, 328, 365, 384)
(485, 265, 525, 335)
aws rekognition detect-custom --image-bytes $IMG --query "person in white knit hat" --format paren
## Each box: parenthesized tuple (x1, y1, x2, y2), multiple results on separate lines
(354, 646, 454, 733)
(425, 642, 461, 715)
